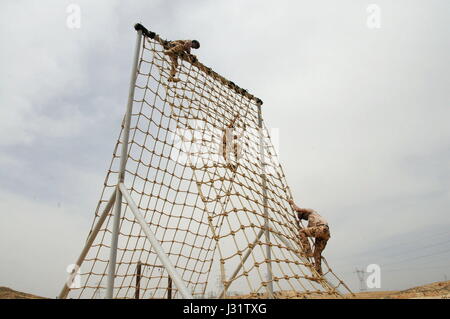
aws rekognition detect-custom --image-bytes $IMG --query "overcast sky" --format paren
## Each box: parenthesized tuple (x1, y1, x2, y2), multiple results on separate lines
(0, 0, 449, 298)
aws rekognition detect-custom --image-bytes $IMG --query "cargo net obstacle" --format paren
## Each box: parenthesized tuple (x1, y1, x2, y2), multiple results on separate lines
(60, 24, 353, 299)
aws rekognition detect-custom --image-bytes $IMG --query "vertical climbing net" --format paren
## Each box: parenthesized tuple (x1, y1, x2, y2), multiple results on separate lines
(64, 25, 353, 299)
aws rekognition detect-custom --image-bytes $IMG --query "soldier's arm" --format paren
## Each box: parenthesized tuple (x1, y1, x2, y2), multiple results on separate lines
(299, 208, 316, 214)
(288, 199, 315, 214)
(165, 41, 184, 55)
(287, 199, 301, 212)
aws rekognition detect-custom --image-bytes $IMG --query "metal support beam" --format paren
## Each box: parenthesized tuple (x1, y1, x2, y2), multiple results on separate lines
(257, 102, 274, 298)
(271, 232, 297, 256)
(106, 28, 143, 299)
(168, 277, 173, 300)
(219, 228, 265, 298)
(58, 190, 116, 299)
(119, 183, 193, 299)
(135, 261, 142, 299)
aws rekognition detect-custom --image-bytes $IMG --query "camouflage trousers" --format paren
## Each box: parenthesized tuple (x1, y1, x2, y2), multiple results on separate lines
(299, 225, 330, 275)
(167, 55, 180, 82)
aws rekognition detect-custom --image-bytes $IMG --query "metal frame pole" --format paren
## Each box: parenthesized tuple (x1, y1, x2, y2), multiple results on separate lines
(168, 277, 173, 300)
(106, 29, 143, 299)
(58, 190, 116, 299)
(257, 102, 274, 298)
(119, 183, 193, 299)
(135, 261, 142, 299)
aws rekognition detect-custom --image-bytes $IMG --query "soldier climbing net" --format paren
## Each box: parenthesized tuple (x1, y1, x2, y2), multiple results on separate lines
(59, 24, 353, 299)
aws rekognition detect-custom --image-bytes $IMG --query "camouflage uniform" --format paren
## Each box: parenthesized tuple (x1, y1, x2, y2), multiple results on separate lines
(220, 115, 244, 171)
(164, 40, 195, 82)
(299, 212, 330, 275)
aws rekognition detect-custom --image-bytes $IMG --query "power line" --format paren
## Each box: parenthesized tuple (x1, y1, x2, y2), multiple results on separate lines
(381, 247, 450, 267)
(382, 263, 450, 273)
(333, 229, 450, 262)
(367, 229, 450, 252)
(337, 247, 450, 274)
(381, 238, 450, 259)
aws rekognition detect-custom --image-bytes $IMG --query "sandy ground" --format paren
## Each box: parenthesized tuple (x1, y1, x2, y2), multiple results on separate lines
(228, 280, 450, 299)
(1, 280, 449, 299)
(0, 287, 46, 299)
(349, 280, 450, 299)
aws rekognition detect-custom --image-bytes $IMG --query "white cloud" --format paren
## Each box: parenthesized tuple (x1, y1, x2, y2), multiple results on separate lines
(0, 0, 124, 145)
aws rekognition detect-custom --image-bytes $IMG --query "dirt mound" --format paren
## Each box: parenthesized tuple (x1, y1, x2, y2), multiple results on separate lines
(347, 291, 399, 299)
(2, 280, 449, 299)
(231, 280, 450, 299)
(386, 280, 450, 299)
(0, 287, 45, 299)
(229, 290, 336, 299)
(347, 280, 450, 299)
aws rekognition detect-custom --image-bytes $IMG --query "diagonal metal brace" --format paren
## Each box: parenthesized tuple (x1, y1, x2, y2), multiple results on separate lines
(119, 183, 193, 299)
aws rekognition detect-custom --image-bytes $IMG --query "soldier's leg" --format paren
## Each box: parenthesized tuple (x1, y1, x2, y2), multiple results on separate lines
(312, 226, 330, 275)
(168, 56, 179, 81)
(299, 228, 315, 257)
(225, 131, 236, 167)
(221, 132, 229, 163)
(313, 238, 328, 275)
(222, 143, 228, 163)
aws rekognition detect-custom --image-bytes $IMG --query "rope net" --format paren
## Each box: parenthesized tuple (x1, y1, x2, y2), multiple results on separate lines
(66, 29, 353, 299)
